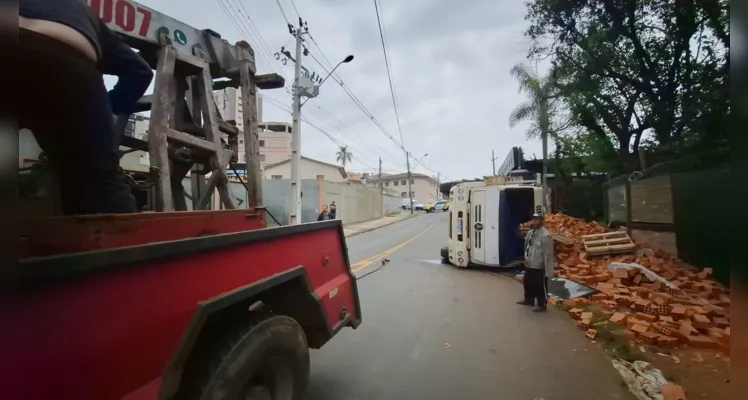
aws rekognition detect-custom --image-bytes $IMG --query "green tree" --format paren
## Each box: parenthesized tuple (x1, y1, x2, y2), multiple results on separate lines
(523, 0, 729, 170)
(335, 145, 353, 169)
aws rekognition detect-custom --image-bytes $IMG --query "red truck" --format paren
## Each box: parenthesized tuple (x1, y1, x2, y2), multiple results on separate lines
(5, 211, 361, 400)
(5, 2, 361, 399)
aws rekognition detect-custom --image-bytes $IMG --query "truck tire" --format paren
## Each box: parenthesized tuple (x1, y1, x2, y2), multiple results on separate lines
(183, 314, 310, 400)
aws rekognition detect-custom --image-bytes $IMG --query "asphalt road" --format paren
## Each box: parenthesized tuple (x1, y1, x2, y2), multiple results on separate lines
(305, 212, 632, 400)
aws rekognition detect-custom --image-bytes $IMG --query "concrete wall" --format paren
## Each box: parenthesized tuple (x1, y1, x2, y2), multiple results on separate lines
(631, 229, 678, 257)
(383, 193, 402, 215)
(318, 179, 399, 225)
(262, 158, 347, 182)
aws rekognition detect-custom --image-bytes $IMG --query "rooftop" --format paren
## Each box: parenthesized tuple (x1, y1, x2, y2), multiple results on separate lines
(261, 156, 347, 178)
(366, 172, 435, 182)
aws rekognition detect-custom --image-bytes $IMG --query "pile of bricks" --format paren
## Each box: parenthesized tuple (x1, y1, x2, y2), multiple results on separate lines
(533, 214, 730, 355)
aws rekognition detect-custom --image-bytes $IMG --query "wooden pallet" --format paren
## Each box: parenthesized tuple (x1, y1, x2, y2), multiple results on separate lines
(582, 230, 635, 256)
(520, 227, 578, 245)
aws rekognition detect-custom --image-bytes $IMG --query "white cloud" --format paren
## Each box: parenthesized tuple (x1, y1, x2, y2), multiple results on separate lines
(111, 0, 545, 180)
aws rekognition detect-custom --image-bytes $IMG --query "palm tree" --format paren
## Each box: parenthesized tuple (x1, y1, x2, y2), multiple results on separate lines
(508, 62, 563, 211)
(335, 145, 353, 169)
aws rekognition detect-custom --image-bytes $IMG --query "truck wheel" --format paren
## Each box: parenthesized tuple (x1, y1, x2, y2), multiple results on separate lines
(184, 314, 310, 400)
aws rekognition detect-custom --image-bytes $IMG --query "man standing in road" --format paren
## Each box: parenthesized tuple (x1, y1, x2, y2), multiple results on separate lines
(517, 214, 555, 312)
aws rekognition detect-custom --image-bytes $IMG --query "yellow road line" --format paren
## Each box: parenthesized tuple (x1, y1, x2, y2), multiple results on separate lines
(350, 220, 440, 273)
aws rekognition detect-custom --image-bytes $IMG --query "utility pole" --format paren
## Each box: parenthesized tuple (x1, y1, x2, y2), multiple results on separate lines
(288, 18, 305, 225)
(378, 157, 383, 215)
(436, 172, 440, 200)
(491, 150, 497, 176)
(278, 21, 353, 224)
(406, 152, 413, 215)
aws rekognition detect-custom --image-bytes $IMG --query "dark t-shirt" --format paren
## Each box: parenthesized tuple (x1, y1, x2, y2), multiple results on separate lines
(20, 0, 154, 114)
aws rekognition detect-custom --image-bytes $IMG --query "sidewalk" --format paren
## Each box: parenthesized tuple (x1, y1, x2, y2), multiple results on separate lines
(343, 212, 415, 238)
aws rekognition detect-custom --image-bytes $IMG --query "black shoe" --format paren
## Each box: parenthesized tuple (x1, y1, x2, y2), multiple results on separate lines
(532, 305, 547, 312)
(516, 300, 533, 306)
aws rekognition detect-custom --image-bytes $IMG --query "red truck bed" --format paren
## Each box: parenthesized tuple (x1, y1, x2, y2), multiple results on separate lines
(3, 212, 361, 400)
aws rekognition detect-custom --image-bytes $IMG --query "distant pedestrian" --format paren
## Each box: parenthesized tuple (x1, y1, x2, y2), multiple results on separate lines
(317, 205, 332, 221)
(329, 201, 337, 219)
(517, 214, 554, 312)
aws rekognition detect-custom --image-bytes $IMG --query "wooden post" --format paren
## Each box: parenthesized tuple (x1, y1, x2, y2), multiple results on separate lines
(240, 61, 262, 208)
(146, 46, 177, 212)
(196, 67, 235, 209)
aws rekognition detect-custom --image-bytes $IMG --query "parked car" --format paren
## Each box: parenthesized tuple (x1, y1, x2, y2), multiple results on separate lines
(402, 199, 426, 210)
(425, 200, 450, 213)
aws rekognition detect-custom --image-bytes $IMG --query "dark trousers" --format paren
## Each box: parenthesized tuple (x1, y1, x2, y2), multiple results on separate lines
(18, 29, 136, 215)
(523, 268, 548, 307)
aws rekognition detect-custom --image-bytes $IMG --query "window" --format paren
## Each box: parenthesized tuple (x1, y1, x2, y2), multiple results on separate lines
(271, 175, 283, 179)
(401, 192, 407, 198)
(410, 179, 415, 184)
(401, 180, 406, 185)
(384, 181, 390, 187)
(393, 181, 399, 186)
(259, 140, 265, 147)
(260, 154, 266, 161)
(239, 139, 244, 144)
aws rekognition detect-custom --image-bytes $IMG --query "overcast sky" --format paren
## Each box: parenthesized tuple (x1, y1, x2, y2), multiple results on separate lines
(119, 0, 547, 181)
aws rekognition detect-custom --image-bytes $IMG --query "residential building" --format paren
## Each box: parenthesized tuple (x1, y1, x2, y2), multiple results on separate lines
(257, 122, 292, 167)
(213, 88, 266, 165)
(123, 114, 150, 140)
(212, 88, 264, 130)
(262, 156, 347, 183)
(366, 172, 440, 203)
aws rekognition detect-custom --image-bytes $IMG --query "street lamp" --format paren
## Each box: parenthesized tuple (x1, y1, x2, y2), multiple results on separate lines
(319, 55, 354, 86)
(301, 55, 354, 108)
(414, 153, 428, 170)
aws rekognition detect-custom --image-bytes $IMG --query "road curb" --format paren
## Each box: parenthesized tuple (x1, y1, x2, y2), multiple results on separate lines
(344, 214, 416, 238)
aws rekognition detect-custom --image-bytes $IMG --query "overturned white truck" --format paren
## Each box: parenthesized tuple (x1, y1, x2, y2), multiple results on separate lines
(441, 176, 546, 268)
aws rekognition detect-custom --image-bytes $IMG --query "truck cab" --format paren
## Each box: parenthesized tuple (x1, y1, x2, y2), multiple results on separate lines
(442, 177, 544, 268)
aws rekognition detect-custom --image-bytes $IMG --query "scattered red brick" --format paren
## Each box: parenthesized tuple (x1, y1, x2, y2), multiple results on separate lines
(691, 314, 712, 331)
(661, 383, 687, 400)
(536, 213, 730, 352)
(657, 335, 679, 348)
(631, 324, 649, 335)
(609, 312, 627, 325)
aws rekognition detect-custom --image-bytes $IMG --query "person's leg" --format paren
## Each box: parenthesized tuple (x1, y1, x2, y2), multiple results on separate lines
(532, 271, 548, 312)
(517, 268, 534, 305)
(18, 29, 136, 215)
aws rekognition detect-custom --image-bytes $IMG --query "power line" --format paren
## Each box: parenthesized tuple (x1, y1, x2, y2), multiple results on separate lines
(272, 1, 448, 180)
(216, 0, 286, 82)
(304, 50, 404, 149)
(274, 0, 291, 25)
(288, 0, 302, 19)
(373, 0, 405, 147)
(230, 0, 288, 81)
(261, 96, 385, 170)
